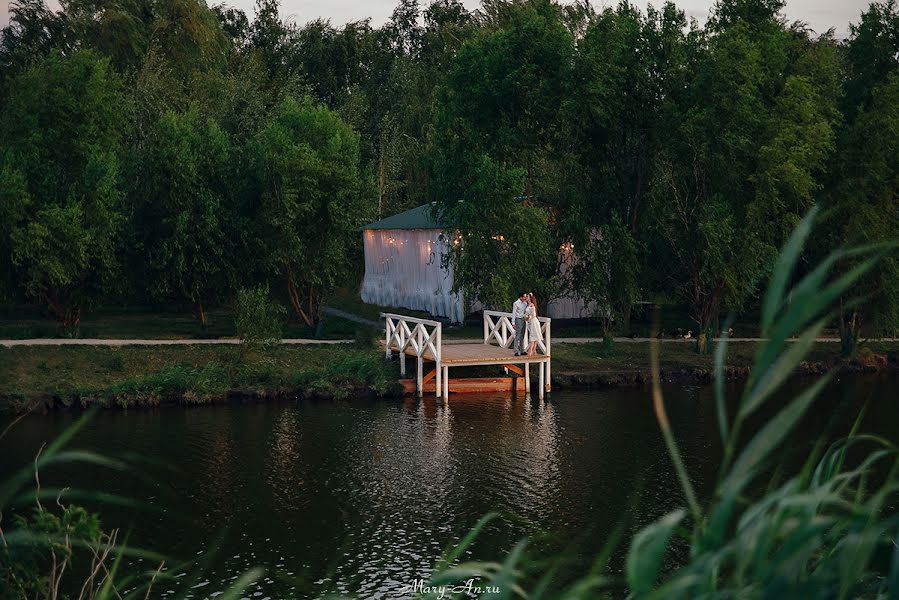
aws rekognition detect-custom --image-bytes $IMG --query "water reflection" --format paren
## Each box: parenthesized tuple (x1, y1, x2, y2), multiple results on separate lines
(1, 376, 897, 599)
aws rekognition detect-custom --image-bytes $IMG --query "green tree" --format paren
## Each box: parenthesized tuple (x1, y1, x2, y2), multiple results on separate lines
(0, 0, 68, 98)
(563, 2, 693, 333)
(236, 284, 286, 348)
(436, 157, 557, 308)
(252, 97, 370, 328)
(815, 1, 899, 354)
(0, 159, 29, 303)
(129, 106, 235, 327)
(573, 213, 641, 345)
(439, 0, 574, 200)
(432, 0, 573, 307)
(648, 0, 839, 353)
(0, 50, 125, 332)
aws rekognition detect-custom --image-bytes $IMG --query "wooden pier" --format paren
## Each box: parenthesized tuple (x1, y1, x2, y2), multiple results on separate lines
(382, 310, 551, 399)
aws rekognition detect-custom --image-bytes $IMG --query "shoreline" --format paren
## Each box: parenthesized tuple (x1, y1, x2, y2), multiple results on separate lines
(2, 342, 896, 414)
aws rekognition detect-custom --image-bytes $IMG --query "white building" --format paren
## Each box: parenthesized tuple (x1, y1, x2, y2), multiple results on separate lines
(361, 203, 593, 322)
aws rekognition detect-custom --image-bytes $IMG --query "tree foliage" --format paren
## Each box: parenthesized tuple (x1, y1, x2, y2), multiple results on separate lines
(0, 50, 125, 332)
(0, 0, 895, 345)
(251, 97, 370, 327)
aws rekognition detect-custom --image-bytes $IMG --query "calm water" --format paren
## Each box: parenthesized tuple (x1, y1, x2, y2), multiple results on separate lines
(1, 376, 897, 598)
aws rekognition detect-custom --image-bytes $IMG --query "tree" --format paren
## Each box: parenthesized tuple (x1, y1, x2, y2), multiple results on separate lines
(648, 0, 840, 353)
(841, 0, 899, 115)
(0, 0, 68, 98)
(251, 97, 370, 328)
(814, 1, 899, 355)
(432, 0, 573, 308)
(0, 50, 125, 331)
(436, 156, 557, 309)
(0, 159, 29, 303)
(573, 213, 640, 345)
(439, 0, 574, 200)
(129, 106, 235, 327)
(563, 2, 692, 333)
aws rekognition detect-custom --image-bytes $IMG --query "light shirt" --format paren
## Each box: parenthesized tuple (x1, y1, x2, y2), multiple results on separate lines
(511, 298, 528, 322)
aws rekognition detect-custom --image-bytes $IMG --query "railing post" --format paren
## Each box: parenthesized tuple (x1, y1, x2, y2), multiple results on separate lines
(385, 316, 393, 360)
(436, 323, 442, 398)
(483, 314, 489, 345)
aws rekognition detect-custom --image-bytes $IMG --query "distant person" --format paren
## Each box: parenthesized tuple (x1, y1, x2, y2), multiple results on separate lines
(511, 291, 528, 356)
(526, 293, 543, 356)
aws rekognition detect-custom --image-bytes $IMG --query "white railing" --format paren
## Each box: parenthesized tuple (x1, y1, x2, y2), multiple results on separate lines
(383, 313, 442, 397)
(483, 310, 551, 356)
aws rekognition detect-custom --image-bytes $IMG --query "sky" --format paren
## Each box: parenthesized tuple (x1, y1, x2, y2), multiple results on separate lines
(1, 0, 872, 41)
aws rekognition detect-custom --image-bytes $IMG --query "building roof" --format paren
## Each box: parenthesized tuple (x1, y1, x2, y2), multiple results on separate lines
(362, 203, 446, 230)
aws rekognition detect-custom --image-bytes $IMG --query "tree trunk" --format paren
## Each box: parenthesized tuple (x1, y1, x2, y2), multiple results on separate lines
(61, 306, 81, 338)
(694, 300, 718, 355)
(838, 298, 860, 357)
(285, 270, 313, 328)
(197, 300, 207, 330)
(45, 288, 80, 337)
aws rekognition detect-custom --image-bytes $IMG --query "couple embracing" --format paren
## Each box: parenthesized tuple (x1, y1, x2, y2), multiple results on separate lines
(511, 292, 542, 356)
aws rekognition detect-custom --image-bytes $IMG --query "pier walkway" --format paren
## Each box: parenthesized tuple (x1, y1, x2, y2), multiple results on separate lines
(382, 310, 551, 399)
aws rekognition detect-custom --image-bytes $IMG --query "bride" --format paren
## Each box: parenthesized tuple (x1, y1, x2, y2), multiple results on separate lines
(525, 293, 542, 356)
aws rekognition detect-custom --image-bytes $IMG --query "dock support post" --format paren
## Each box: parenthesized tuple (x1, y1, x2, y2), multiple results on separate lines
(416, 356, 423, 397)
(399, 352, 406, 377)
(442, 366, 449, 399)
(524, 362, 530, 396)
(546, 359, 551, 394)
(436, 360, 441, 398)
(539, 361, 545, 400)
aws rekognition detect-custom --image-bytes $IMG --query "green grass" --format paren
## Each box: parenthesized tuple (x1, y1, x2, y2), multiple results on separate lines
(551, 339, 899, 376)
(0, 305, 366, 340)
(0, 343, 400, 407)
(3, 338, 895, 411)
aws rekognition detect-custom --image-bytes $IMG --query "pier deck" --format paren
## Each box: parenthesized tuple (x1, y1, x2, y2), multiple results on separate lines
(382, 310, 551, 399)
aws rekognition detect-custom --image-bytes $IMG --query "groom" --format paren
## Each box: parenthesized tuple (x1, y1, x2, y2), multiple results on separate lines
(511, 291, 529, 356)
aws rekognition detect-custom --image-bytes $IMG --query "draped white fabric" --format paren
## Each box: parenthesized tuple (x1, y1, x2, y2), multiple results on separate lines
(361, 228, 594, 321)
(361, 229, 466, 322)
(545, 244, 596, 319)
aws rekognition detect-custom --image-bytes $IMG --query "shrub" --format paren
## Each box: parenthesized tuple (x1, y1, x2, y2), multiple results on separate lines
(235, 285, 286, 349)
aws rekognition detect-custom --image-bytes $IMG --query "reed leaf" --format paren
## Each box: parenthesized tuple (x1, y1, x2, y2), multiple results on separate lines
(625, 509, 685, 595)
(760, 206, 818, 334)
(727, 374, 832, 488)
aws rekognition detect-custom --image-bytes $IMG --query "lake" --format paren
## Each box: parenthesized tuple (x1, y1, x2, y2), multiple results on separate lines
(1, 375, 896, 598)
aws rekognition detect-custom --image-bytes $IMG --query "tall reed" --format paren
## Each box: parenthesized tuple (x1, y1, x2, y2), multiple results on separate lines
(423, 209, 899, 599)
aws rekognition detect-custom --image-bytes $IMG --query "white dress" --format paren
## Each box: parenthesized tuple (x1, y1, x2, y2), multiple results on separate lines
(526, 306, 542, 343)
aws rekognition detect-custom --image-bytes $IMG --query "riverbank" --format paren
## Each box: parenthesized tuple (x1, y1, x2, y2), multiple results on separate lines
(2, 341, 897, 413)
(0, 344, 403, 413)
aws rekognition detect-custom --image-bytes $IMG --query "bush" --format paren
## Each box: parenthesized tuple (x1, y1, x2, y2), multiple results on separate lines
(235, 285, 286, 348)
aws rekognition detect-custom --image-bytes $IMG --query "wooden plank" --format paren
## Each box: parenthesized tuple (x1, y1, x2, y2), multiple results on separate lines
(503, 364, 524, 376)
(379, 340, 548, 366)
(422, 368, 437, 384)
(399, 377, 524, 395)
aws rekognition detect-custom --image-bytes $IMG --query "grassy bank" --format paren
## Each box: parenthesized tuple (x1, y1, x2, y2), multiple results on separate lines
(3, 340, 897, 412)
(550, 339, 899, 384)
(0, 343, 402, 411)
